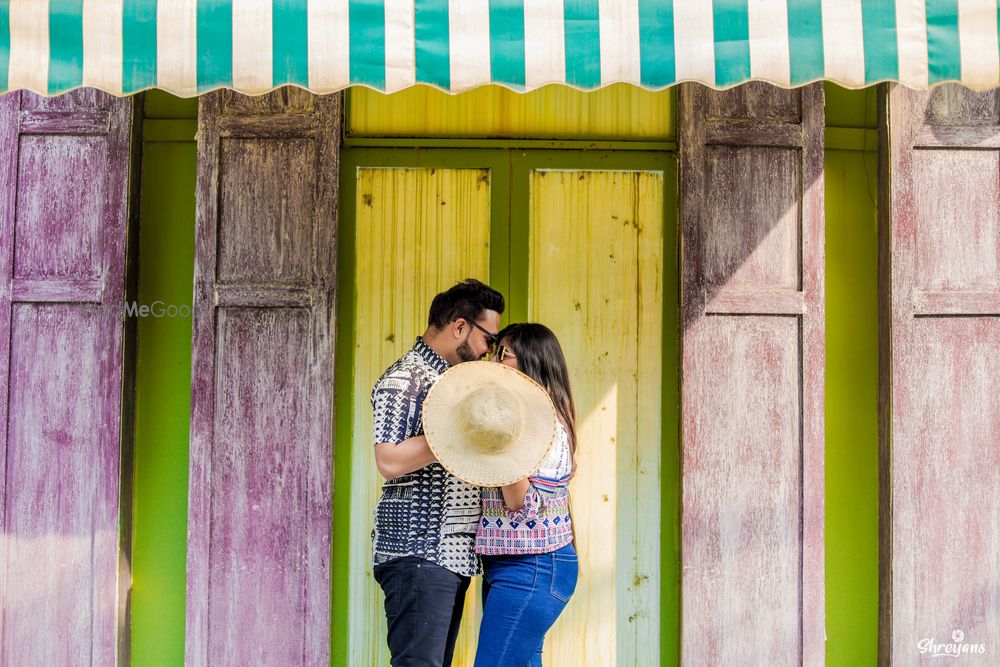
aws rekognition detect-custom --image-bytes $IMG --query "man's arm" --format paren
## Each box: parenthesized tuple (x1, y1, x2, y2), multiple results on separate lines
(374, 435, 436, 480)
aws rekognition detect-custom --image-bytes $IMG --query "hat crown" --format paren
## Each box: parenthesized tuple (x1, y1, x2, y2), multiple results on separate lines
(457, 384, 523, 454)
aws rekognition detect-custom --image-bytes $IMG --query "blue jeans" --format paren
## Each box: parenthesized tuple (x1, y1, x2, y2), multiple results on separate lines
(474, 543, 578, 667)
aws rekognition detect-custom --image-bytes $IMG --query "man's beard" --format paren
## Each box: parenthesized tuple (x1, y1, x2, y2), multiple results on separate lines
(456, 331, 478, 362)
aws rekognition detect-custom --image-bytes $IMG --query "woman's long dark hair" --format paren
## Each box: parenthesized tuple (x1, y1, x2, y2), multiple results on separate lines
(497, 323, 577, 466)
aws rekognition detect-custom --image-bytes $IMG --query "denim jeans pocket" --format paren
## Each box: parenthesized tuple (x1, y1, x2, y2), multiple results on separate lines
(548, 551, 579, 603)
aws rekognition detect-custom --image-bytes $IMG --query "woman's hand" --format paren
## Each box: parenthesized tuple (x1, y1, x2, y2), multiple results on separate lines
(501, 478, 532, 511)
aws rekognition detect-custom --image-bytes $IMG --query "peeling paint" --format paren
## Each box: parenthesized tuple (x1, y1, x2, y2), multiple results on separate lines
(680, 82, 826, 666)
(0, 89, 133, 665)
(185, 89, 340, 667)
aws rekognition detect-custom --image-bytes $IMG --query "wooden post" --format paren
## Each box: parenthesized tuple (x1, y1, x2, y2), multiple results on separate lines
(679, 82, 826, 665)
(185, 88, 341, 666)
(879, 83, 1000, 665)
(0, 90, 136, 665)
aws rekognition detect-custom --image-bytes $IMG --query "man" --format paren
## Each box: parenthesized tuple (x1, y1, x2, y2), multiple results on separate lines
(371, 278, 504, 666)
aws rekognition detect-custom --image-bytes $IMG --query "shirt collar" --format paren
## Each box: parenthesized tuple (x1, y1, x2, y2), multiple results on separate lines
(413, 336, 449, 373)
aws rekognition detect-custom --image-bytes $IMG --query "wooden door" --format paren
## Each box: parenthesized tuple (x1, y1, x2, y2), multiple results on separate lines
(338, 149, 672, 666)
(879, 84, 1000, 664)
(521, 153, 667, 666)
(185, 89, 340, 666)
(679, 82, 826, 665)
(0, 90, 136, 665)
(337, 149, 505, 666)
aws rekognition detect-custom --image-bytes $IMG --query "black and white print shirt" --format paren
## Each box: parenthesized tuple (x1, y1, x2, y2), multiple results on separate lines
(370, 337, 482, 577)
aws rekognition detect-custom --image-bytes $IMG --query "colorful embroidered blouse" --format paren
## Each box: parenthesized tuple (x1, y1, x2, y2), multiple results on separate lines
(476, 422, 574, 556)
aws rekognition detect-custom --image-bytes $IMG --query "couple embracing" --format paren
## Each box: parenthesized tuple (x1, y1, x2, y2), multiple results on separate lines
(371, 279, 578, 667)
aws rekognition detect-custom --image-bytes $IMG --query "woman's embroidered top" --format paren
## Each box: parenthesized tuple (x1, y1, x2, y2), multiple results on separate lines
(476, 422, 573, 555)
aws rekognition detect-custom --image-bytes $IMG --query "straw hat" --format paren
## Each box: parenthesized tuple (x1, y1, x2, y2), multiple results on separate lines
(422, 361, 557, 487)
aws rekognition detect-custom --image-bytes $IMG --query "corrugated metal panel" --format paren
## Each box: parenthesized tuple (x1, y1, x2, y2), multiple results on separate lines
(349, 84, 674, 140)
(528, 169, 664, 665)
(347, 167, 492, 666)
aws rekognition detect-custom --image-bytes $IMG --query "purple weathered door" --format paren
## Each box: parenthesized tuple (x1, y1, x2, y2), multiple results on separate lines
(185, 89, 340, 666)
(679, 82, 826, 665)
(0, 90, 135, 665)
(879, 84, 1000, 664)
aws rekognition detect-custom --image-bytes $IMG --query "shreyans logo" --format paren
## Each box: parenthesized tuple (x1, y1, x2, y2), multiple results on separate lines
(917, 629, 987, 658)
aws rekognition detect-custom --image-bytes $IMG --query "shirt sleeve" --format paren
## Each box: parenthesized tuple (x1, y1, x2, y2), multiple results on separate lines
(502, 485, 543, 523)
(371, 369, 424, 445)
(502, 427, 573, 522)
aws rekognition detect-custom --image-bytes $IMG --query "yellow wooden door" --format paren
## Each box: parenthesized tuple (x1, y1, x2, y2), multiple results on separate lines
(528, 168, 664, 666)
(340, 154, 668, 667)
(343, 164, 492, 666)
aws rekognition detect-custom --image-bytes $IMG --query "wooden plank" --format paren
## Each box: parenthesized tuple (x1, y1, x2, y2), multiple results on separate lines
(185, 89, 341, 667)
(0, 90, 135, 666)
(703, 287, 806, 315)
(346, 165, 492, 666)
(0, 99, 15, 657)
(529, 168, 664, 666)
(213, 284, 316, 308)
(11, 277, 104, 303)
(19, 89, 113, 112)
(879, 83, 1000, 665)
(19, 111, 111, 135)
(704, 122, 803, 147)
(703, 83, 802, 122)
(218, 115, 327, 138)
(679, 82, 825, 666)
(912, 291, 1000, 316)
(912, 125, 1000, 149)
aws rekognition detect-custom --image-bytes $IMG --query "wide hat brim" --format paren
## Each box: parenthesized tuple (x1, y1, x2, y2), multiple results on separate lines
(423, 361, 557, 487)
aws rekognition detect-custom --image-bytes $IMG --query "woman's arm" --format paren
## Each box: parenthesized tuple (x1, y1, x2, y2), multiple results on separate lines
(500, 477, 545, 523)
(501, 478, 532, 511)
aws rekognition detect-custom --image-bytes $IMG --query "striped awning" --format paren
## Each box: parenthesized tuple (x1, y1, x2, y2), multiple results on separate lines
(1, 0, 998, 97)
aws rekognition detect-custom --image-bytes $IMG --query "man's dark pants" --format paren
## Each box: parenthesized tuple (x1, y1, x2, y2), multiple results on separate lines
(373, 556, 471, 667)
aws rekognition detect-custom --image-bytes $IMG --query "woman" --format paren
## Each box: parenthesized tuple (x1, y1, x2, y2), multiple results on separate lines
(474, 323, 578, 667)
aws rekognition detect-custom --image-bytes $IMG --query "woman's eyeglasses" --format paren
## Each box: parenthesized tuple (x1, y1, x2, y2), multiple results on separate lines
(493, 345, 516, 363)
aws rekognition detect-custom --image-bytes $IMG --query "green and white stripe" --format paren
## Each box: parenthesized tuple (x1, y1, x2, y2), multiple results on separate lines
(0, 0, 997, 96)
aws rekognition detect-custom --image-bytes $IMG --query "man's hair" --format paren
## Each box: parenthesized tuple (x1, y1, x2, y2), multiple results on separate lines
(427, 279, 505, 329)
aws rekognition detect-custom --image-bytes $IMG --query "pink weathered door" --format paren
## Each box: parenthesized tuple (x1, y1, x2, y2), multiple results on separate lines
(679, 82, 826, 665)
(185, 89, 340, 666)
(0, 90, 135, 665)
(879, 84, 1000, 664)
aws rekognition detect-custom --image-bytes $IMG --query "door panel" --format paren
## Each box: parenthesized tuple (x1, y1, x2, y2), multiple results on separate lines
(186, 89, 339, 666)
(679, 82, 826, 666)
(341, 159, 497, 666)
(0, 90, 135, 666)
(527, 166, 665, 666)
(879, 83, 1000, 664)
(339, 150, 673, 667)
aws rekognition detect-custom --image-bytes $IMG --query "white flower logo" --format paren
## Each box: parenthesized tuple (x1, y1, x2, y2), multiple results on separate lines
(953, 629, 965, 643)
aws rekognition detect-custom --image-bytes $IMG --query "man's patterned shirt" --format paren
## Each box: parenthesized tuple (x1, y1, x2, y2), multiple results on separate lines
(370, 337, 481, 577)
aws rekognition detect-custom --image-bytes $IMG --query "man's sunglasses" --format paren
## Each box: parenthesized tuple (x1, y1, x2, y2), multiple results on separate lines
(467, 320, 499, 354)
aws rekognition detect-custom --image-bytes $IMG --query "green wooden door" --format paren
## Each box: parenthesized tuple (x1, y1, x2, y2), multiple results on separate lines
(335, 148, 679, 667)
